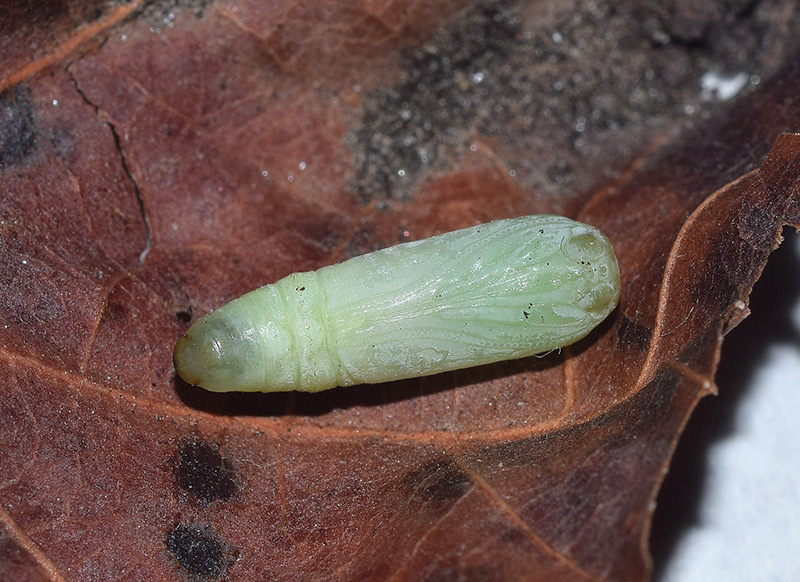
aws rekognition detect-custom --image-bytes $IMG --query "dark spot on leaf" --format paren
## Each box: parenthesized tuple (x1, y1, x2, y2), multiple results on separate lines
(499, 526, 528, 545)
(175, 439, 237, 504)
(617, 315, 652, 351)
(402, 458, 472, 510)
(675, 325, 721, 373)
(176, 308, 193, 323)
(0, 85, 37, 169)
(166, 524, 235, 579)
(522, 310, 530, 319)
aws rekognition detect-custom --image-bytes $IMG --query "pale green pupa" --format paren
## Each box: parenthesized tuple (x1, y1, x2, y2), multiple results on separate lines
(174, 215, 620, 393)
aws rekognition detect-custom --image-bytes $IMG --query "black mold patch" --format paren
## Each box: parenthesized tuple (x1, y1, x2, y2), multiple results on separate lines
(166, 523, 236, 579)
(0, 85, 38, 169)
(175, 439, 237, 504)
(351, 0, 793, 201)
(352, 2, 523, 200)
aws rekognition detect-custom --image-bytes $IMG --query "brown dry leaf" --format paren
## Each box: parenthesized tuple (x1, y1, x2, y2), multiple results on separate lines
(1, 1, 799, 581)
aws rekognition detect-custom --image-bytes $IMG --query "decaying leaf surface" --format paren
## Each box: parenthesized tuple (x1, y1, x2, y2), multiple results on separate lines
(1, 1, 800, 581)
